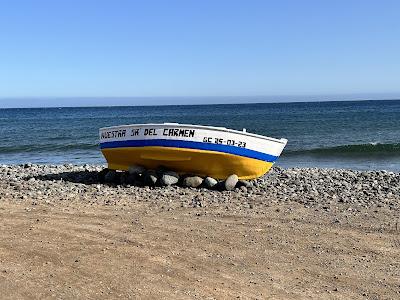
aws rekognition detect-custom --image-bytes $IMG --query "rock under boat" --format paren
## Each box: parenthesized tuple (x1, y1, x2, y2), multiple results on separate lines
(99, 123, 287, 179)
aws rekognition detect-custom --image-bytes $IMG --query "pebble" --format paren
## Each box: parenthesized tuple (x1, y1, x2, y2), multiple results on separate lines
(204, 177, 218, 189)
(160, 171, 179, 186)
(238, 180, 252, 188)
(183, 176, 203, 188)
(144, 170, 158, 186)
(225, 174, 239, 191)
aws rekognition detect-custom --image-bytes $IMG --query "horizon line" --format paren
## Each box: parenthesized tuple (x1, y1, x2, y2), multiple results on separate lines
(0, 97, 399, 110)
(2, 92, 400, 99)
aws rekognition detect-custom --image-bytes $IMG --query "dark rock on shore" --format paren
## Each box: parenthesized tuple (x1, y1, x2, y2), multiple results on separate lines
(128, 165, 146, 175)
(204, 177, 218, 189)
(144, 170, 158, 186)
(237, 180, 252, 188)
(104, 170, 118, 183)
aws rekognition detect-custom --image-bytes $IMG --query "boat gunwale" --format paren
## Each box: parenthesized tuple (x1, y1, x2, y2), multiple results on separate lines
(100, 123, 287, 145)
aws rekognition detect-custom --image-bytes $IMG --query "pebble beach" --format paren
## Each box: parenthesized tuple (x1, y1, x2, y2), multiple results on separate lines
(1, 164, 399, 298)
(2, 164, 399, 211)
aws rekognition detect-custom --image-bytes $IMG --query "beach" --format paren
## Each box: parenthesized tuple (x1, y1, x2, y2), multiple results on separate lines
(2, 0, 400, 298)
(0, 164, 399, 299)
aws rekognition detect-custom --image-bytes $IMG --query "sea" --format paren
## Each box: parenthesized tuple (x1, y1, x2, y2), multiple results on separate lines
(1, 100, 399, 172)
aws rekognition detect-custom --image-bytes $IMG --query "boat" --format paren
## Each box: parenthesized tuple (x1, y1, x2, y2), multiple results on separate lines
(99, 123, 287, 179)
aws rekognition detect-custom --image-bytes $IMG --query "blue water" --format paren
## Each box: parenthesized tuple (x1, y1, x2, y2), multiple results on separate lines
(0, 100, 399, 171)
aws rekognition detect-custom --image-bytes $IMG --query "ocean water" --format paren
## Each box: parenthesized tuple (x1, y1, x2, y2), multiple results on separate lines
(0, 100, 399, 171)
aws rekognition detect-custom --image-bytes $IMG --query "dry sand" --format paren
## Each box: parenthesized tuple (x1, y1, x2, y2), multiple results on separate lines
(0, 199, 399, 299)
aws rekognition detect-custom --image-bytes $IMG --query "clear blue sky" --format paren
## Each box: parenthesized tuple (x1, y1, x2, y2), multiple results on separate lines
(1, 0, 400, 107)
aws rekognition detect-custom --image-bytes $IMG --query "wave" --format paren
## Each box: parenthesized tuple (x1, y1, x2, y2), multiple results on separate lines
(285, 143, 400, 157)
(0, 143, 99, 154)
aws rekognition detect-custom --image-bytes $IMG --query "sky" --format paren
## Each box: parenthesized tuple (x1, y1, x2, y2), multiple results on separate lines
(0, 0, 400, 107)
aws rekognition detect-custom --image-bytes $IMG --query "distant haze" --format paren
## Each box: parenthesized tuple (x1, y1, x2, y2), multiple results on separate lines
(0, 94, 400, 109)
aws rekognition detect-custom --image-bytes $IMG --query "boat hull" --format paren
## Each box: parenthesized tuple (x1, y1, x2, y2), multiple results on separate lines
(99, 123, 287, 179)
(101, 146, 274, 179)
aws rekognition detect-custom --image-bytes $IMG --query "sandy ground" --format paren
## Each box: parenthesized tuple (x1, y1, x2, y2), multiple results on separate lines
(0, 198, 399, 300)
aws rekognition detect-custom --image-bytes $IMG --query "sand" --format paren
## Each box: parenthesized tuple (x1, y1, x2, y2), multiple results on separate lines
(0, 200, 399, 299)
(0, 164, 399, 299)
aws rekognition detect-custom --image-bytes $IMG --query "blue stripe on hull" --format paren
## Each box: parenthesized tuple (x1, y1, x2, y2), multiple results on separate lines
(100, 139, 278, 163)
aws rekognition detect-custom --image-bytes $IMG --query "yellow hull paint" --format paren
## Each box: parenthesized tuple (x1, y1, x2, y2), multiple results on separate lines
(101, 146, 273, 180)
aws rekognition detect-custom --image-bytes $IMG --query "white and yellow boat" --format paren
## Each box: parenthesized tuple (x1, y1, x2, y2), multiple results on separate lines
(99, 123, 287, 179)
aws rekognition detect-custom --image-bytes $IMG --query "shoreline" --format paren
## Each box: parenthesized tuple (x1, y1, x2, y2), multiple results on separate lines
(1, 164, 399, 298)
(3, 158, 400, 174)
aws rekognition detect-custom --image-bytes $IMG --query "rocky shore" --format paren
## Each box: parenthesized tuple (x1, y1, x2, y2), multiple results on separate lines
(0, 164, 399, 212)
